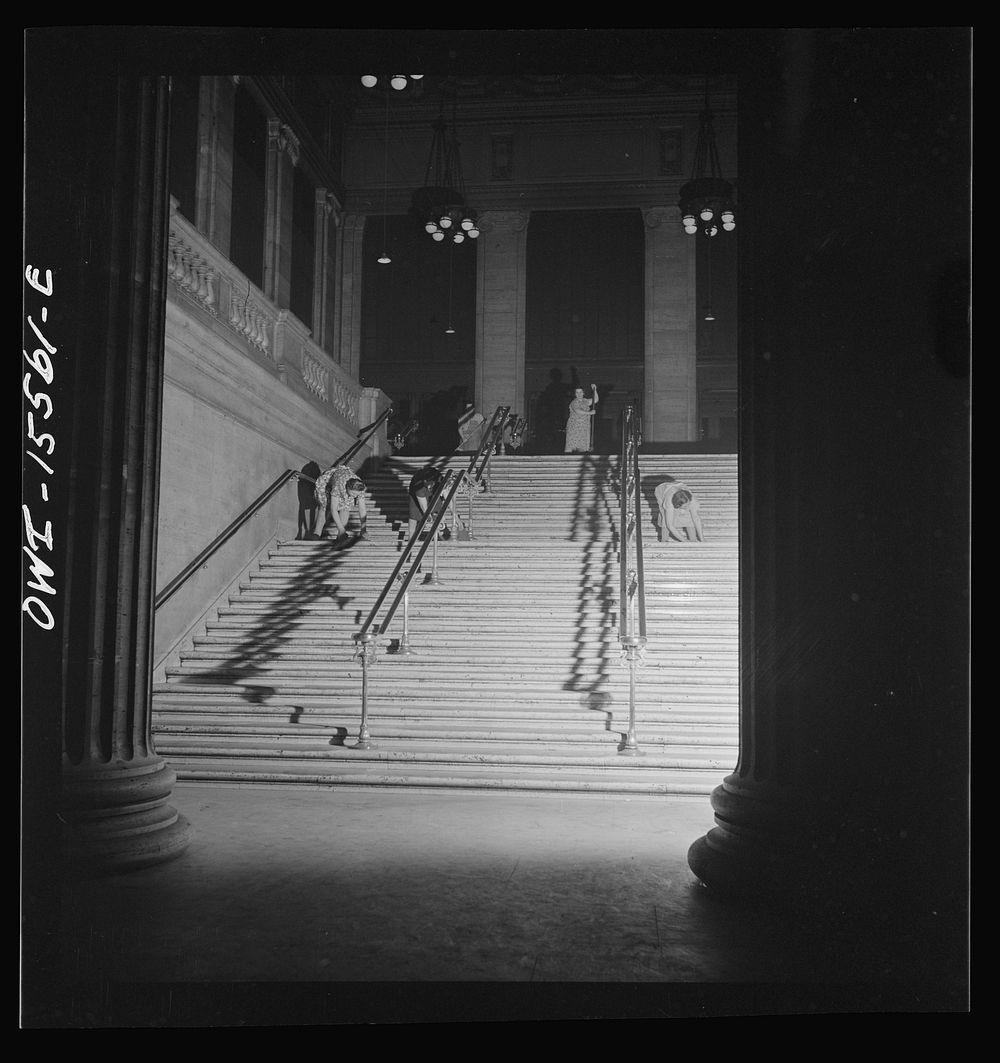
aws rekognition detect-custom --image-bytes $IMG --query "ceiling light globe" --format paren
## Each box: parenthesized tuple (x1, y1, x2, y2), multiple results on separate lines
(723, 221, 736, 231)
(425, 222, 438, 233)
(453, 232, 465, 243)
(461, 219, 473, 231)
(699, 207, 714, 221)
(361, 75, 378, 88)
(706, 225, 719, 237)
(409, 75, 423, 80)
(390, 75, 407, 90)
(468, 228, 480, 239)
(682, 214, 696, 226)
(432, 231, 445, 241)
(439, 215, 453, 228)
(684, 225, 698, 235)
(721, 210, 734, 223)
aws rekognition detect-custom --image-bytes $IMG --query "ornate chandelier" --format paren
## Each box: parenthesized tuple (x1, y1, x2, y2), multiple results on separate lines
(411, 84, 479, 244)
(679, 81, 736, 238)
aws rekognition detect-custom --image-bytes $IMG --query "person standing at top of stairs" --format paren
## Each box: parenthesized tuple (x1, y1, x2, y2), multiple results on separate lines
(315, 464, 369, 547)
(564, 385, 598, 453)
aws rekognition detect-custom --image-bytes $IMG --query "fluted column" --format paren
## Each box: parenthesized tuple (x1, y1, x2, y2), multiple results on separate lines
(475, 210, 529, 418)
(687, 31, 969, 914)
(313, 190, 339, 351)
(263, 117, 299, 308)
(360, 386, 392, 458)
(334, 213, 367, 379)
(24, 73, 192, 875)
(642, 207, 698, 442)
(193, 75, 236, 253)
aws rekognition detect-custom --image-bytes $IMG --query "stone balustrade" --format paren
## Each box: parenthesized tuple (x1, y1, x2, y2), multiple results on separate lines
(167, 201, 362, 427)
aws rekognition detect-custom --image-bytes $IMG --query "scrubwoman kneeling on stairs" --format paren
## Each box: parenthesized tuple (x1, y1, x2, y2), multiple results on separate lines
(315, 464, 368, 547)
(655, 479, 704, 543)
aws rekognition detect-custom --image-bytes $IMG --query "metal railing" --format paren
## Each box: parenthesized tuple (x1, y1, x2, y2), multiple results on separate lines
(617, 403, 647, 755)
(451, 405, 510, 539)
(350, 405, 510, 749)
(154, 406, 393, 610)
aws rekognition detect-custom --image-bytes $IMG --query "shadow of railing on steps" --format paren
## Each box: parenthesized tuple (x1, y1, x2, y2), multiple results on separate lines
(563, 454, 618, 719)
(154, 407, 393, 612)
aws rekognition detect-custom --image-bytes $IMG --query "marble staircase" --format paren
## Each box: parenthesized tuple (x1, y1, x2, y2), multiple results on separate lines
(152, 453, 739, 796)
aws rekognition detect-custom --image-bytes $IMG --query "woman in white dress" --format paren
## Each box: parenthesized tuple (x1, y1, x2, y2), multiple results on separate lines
(564, 385, 598, 453)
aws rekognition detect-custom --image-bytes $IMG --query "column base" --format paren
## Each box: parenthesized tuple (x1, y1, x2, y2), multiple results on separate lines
(61, 756, 192, 876)
(687, 774, 881, 909)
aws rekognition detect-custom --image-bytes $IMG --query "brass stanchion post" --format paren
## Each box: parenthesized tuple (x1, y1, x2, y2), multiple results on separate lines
(467, 478, 476, 539)
(618, 635, 646, 755)
(353, 631, 378, 749)
(619, 566, 645, 756)
(396, 580, 414, 654)
(426, 529, 441, 585)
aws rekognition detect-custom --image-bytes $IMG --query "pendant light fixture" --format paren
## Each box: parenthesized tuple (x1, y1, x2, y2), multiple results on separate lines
(702, 235, 716, 321)
(679, 78, 736, 238)
(376, 82, 391, 264)
(411, 78, 479, 244)
(444, 241, 456, 334)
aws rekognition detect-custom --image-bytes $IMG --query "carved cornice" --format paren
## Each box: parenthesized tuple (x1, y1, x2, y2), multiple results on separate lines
(340, 213, 367, 237)
(316, 188, 341, 225)
(476, 210, 530, 235)
(268, 117, 301, 165)
(344, 176, 691, 217)
(283, 124, 300, 166)
(643, 207, 675, 229)
(347, 73, 735, 127)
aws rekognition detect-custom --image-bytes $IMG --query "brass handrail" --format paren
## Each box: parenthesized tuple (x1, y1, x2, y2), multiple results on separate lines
(351, 469, 467, 748)
(350, 405, 510, 748)
(356, 471, 461, 643)
(154, 406, 392, 610)
(617, 403, 647, 755)
(459, 405, 510, 536)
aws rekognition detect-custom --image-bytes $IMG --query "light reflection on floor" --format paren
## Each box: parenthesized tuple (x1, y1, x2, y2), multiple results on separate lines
(51, 783, 965, 1023)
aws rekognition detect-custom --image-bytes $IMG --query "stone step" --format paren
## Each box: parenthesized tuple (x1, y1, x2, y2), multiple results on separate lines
(152, 693, 738, 721)
(155, 717, 736, 745)
(162, 676, 737, 702)
(154, 708, 736, 733)
(154, 755, 729, 796)
(170, 653, 737, 678)
(230, 591, 740, 611)
(243, 565, 737, 582)
(155, 732, 735, 762)
(180, 645, 738, 665)
(206, 618, 737, 637)
(189, 631, 735, 650)
(220, 584, 738, 602)
(196, 625, 735, 650)
(162, 681, 734, 703)
(156, 680, 739, 706)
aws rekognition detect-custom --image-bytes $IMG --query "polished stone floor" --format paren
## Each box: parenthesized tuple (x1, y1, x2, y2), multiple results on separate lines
(34, 782, 967, 1025)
